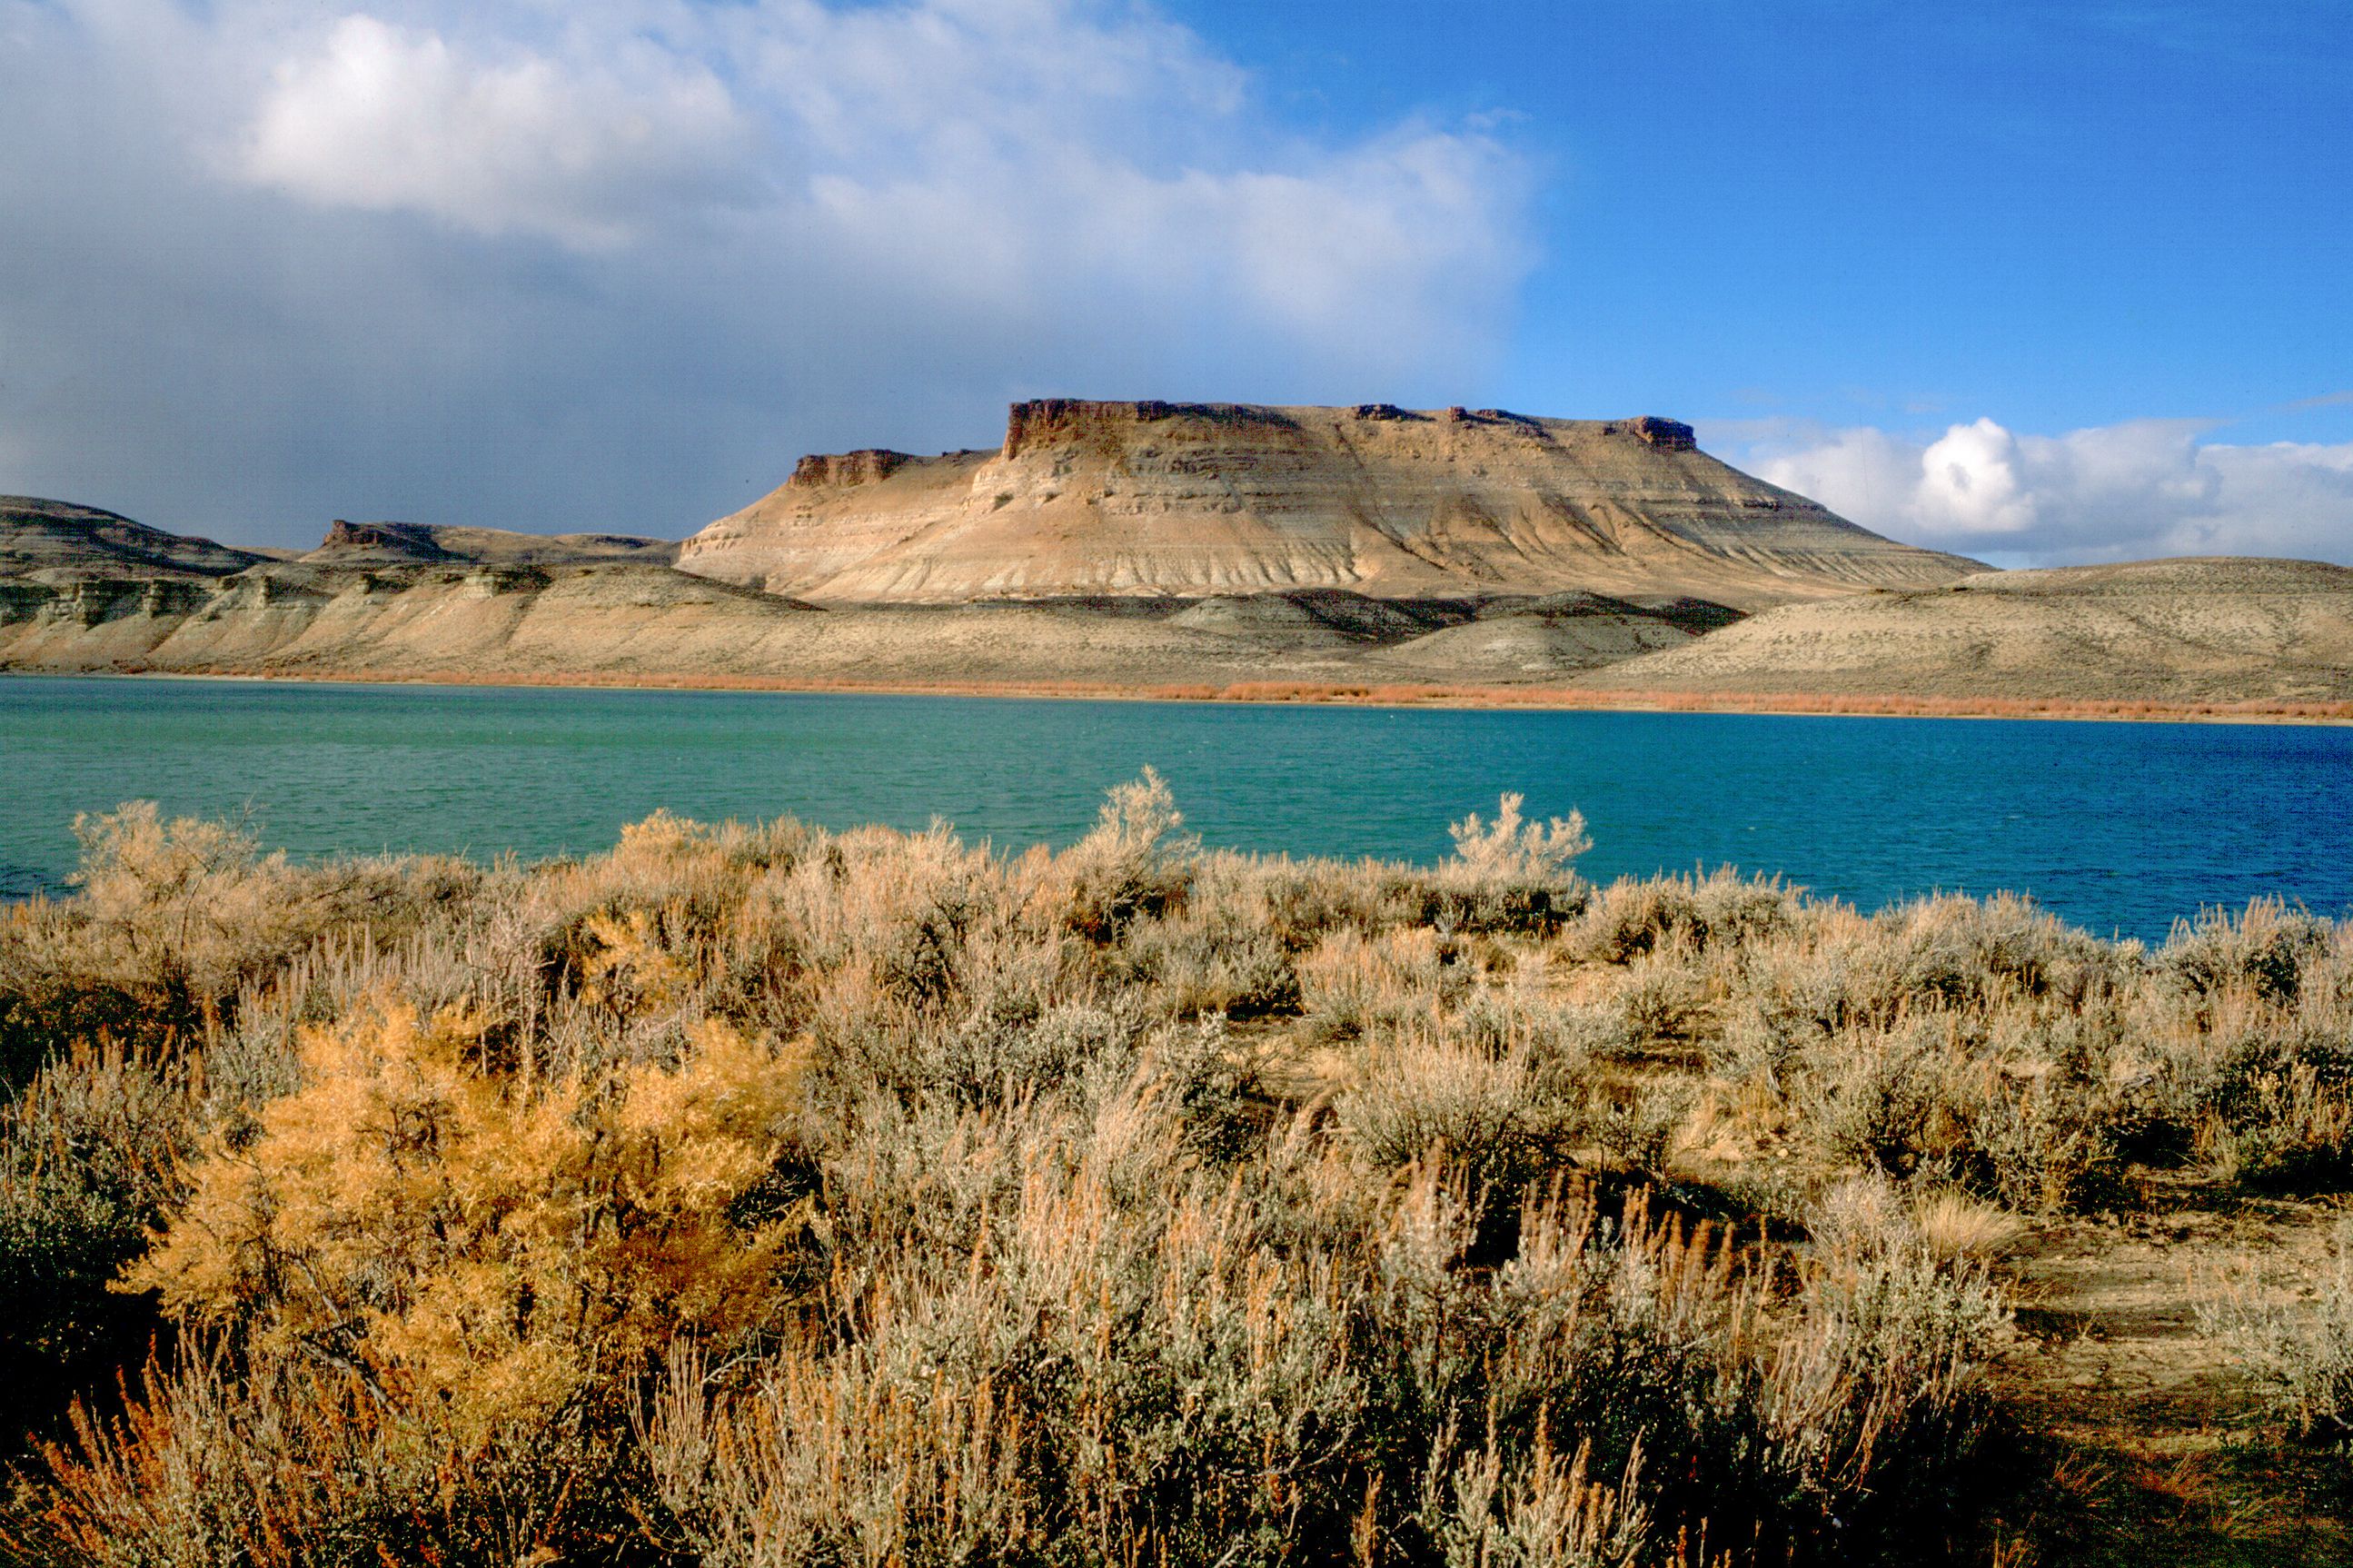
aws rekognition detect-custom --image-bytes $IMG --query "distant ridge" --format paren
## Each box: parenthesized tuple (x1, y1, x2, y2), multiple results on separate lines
(680, 401, 1982, 609)
(0, 495, 266, 583)
(303, 519, 679, 568)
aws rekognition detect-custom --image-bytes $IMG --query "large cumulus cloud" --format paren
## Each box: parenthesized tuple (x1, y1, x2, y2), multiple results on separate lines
(0, 0, 1534, 546)
(1738, 417, 2353, 567)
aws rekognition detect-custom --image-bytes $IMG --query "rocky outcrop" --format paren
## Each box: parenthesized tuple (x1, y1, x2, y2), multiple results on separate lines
(680, 402, 1981, 609)
(0, 551, 1742, 689)
(998, 398, 1305, 459)
(0, 575, 224, 630)
(3, 489, 1751, 683)
(789, 450, 917, 488)
(316, 521, 456, 562)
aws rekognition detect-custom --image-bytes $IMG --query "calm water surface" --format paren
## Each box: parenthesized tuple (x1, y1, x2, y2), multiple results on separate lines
(3, 675, 2348, 944)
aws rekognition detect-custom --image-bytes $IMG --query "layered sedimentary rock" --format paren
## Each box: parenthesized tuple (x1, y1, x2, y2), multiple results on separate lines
(680, 402, 1980, 609)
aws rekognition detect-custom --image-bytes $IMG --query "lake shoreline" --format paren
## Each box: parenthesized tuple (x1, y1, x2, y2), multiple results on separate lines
(25, 662, 2353, 726)
(9, 670, 2351, 941)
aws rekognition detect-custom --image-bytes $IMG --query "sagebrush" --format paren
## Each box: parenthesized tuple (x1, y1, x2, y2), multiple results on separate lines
(1, 788, 2346, 1565)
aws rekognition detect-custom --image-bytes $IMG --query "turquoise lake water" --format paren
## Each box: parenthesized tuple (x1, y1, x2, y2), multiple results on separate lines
(3, 674, 2348, 944)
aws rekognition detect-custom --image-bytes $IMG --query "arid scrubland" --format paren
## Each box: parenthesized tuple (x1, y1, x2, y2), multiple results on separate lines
(2, 783, 2351, 1565)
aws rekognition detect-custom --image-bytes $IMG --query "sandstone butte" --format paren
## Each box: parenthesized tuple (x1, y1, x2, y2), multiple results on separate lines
(677, 401, 1981, 610)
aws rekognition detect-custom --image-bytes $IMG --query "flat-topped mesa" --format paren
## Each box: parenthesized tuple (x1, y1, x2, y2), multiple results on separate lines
(789, 450, 916, 488)
(318, 520, 453, 561)
(305, 519, 681, 569)
(680, 400, 1983, 608)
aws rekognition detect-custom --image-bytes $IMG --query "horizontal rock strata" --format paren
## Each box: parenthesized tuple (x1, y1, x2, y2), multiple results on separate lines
(680, 401, 1981, 609)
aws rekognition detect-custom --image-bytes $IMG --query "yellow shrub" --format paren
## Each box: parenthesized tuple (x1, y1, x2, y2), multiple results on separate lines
(130, 1002, 812, 1449)
(581, 903, 695, 1012)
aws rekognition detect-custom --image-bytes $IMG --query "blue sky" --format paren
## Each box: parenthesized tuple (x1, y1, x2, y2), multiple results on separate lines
(2, 0, 2348, 563)
(1178, 2, 2353, 443)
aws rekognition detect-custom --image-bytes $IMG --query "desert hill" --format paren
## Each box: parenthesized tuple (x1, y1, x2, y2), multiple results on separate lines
(1583, 558, 2353, 703)
(680, 402, 1981, 609)
(0, 495, 267, 584)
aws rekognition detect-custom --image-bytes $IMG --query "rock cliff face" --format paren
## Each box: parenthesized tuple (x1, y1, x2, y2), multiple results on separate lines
(789, 450, 926, 488)
(679, 401, 1979, 608)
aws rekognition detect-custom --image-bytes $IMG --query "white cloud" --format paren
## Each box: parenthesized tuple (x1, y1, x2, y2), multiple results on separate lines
(1746, 417, 2353, 566)
(220, 0, 1530, 360)
(0, 0, 1534, 544)
(241, 15, 754, 247)
(1916, 417, 2036, 535)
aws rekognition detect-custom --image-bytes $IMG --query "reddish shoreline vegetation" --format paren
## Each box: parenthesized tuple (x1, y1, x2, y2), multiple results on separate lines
(78, 665, 2353, 725)
(5, 783, 2353, 1564)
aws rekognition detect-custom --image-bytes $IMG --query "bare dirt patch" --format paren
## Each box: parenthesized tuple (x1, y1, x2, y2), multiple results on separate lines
(1986, 1195, 2353, 1565)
